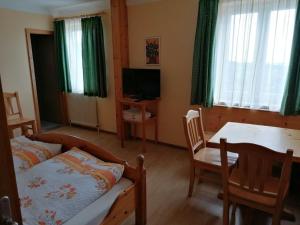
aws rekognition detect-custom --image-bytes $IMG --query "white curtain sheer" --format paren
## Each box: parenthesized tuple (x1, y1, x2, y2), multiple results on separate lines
(65, 18, 84, 94)
(212, 0, 298, 111)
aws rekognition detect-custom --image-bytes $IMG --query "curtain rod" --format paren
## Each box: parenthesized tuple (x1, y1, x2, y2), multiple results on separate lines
(54, 12, 106, 21)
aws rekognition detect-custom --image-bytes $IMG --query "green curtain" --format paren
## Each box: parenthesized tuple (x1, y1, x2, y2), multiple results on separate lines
(81, 16, 107, 97)
(191, 0, 219, 107)
(54, 20, 71, 92)
(280, 3, 300, 115)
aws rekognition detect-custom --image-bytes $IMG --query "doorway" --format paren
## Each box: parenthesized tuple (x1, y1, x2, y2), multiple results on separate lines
(26, 29, 65, 132)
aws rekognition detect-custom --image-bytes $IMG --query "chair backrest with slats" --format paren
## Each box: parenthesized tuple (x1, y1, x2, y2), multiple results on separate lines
(183, 108, 206, 157)
(3, 92, 23, 120)
(220, 138, 293, 204)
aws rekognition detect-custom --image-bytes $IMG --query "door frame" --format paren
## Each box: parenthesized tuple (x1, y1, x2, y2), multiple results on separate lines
(25, 28, 67, 131)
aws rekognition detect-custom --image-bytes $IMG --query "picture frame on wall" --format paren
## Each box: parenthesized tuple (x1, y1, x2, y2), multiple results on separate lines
(145, 37, 160, 65)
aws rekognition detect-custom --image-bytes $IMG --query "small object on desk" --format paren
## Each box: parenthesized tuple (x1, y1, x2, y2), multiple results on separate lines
(123, 108, 152, 122)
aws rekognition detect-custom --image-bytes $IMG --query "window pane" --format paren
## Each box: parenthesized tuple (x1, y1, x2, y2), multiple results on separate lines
(266, 9, 296, 65)
(65, 18, 84, 94)
(229, 13, 258, 63)
(212, 0, 298, 112)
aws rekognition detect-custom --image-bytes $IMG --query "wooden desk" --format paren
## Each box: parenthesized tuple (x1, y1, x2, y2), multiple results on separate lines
(207, 122, 300, 163)
(119, 98, 159, 152)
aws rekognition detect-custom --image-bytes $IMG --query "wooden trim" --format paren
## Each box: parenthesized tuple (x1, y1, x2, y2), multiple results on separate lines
(0, 79, 22, 224)
(54, 12, 107, 21)
(60, 92, 70, 125)
(199, 105, 300, 132)
(25, 28, 54, 132)
(25, 29, 53, 36)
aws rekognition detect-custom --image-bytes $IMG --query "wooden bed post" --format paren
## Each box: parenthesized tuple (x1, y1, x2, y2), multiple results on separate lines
(135, 155, 147, 225)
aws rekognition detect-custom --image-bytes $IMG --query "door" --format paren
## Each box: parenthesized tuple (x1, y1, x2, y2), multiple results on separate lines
(30, 34, 64, 131)
(0, 78, 22, 224)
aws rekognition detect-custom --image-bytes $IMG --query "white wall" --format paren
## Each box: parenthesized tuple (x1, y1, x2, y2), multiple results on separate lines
(0, 8, 52, 119)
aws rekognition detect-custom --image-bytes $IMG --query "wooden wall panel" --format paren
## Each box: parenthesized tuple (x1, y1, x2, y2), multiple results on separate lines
(201, 106, 300, 132)
(111, 0, 129, 137)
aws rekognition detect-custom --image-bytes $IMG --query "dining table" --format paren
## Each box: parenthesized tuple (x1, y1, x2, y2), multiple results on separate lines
(207, 121, 300, 222)
(207, 122, 300, 163)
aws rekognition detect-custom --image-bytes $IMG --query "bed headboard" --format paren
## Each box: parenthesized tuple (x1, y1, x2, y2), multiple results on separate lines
(29, 133, 145, 182)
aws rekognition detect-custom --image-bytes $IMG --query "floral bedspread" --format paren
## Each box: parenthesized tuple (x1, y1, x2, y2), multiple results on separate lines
(16, 148, 124, 225)
(11, 136, 62, 173)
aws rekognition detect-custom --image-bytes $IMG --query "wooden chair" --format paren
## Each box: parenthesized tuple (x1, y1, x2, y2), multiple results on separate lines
(182, 108, 237, 197)
(3, 92, 37, 138)
(220, 138, 293, 225)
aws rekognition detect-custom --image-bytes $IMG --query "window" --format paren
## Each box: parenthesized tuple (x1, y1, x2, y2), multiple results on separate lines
(213, 0, 298, 111)
(65, 18, 84, 94)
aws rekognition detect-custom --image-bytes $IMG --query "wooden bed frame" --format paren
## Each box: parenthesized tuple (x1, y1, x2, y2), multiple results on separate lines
(29, 133, 147, 225)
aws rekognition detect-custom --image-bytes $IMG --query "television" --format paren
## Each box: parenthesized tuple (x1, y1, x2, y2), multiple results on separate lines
(122, 68, 160, 100)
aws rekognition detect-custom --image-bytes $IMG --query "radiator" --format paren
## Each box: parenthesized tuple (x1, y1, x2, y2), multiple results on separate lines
(66, 93, 100, 130)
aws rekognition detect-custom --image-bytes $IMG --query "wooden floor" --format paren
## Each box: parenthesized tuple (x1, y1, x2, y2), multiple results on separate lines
(51, 126, 300, 225)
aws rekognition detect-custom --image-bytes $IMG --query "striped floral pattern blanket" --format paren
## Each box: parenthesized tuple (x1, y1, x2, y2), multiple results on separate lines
(11, 136, 62, 173)
(17, 148, 124, 225)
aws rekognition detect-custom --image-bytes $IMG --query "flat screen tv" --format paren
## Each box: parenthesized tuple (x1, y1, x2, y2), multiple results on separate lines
(122, 68, 160, 100)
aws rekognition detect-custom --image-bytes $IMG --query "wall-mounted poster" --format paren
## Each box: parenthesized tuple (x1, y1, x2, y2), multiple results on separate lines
(145, 37, 160, 65)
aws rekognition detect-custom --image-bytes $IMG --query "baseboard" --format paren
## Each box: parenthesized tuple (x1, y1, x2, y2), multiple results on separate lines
(69, 123, 187, 150)
(69, 122, 116, 135)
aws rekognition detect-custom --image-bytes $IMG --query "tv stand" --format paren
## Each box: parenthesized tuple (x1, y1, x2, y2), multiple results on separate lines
(119, 97, 159, 152)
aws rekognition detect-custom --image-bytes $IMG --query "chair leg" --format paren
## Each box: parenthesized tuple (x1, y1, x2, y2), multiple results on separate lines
(8, 127, 14, 139)
(198, 169, 204, 184)
(21, 125, 28, 136)
(223, 200, 230, 225)
(244, 208, 253, 225)
(230, 203, 237, 225)
(188, 166, 195, 197)
(272, 211, 281, 225)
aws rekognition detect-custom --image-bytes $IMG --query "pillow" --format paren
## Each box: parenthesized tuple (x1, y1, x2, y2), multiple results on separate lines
(11, 136, 62, 173)
(55, 147, 125, 187)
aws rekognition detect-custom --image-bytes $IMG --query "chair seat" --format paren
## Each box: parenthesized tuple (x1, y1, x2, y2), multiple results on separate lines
(228, 168, 281, 207)
(7, 118, 35, 127)
(194, 147, 238, 172)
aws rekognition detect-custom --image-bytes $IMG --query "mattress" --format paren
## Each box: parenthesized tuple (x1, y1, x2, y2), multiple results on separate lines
(63, 178, 133, 225)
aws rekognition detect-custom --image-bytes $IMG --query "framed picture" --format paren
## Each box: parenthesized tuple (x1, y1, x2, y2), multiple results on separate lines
(145, 37, 160, 65)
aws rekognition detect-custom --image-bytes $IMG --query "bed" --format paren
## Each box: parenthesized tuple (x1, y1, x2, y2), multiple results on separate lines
(16, 133, 146, 225)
